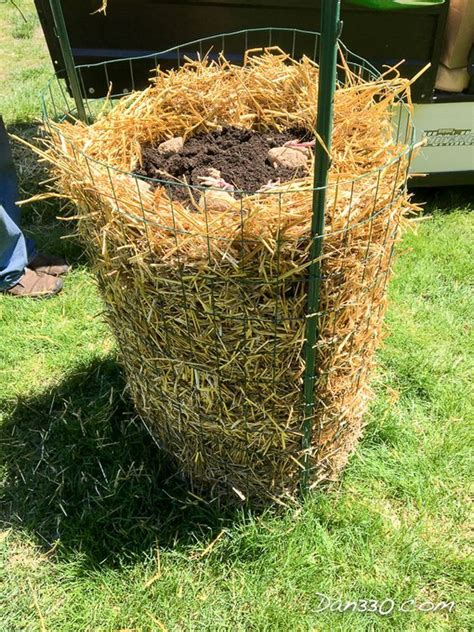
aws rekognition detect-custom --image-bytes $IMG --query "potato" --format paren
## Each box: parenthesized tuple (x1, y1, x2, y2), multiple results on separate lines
(268, 146, 309, 169)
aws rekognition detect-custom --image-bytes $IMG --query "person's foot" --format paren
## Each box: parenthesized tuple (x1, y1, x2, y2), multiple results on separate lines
(5, 268, 63, 298)
(28, 253, 69, 277)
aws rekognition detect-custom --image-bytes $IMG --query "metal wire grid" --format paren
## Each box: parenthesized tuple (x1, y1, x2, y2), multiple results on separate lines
(41, 28, 415, 496)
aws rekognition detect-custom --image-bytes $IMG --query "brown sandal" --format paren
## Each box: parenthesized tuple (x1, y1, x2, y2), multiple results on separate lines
(5, 268, 63, 298)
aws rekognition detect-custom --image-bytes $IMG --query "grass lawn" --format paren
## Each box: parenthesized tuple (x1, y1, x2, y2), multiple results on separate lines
(0, 2, 473, 630)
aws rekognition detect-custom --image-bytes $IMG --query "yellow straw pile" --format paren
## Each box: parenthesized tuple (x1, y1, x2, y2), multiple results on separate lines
(41, 49, 417, 503)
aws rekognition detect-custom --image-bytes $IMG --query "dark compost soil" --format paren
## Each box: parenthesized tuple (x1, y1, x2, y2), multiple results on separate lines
(137, 125, 312, 201)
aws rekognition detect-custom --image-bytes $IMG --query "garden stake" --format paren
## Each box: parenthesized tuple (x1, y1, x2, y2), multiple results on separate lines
(301, 0, 342, 494)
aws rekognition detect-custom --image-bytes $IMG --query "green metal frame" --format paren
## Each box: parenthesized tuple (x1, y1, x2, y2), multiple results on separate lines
(48, 0, 87, 122)
(300, 0, 341, 494)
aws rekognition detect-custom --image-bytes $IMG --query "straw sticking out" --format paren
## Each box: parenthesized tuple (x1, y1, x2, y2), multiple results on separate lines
(40, 47, 418, 504)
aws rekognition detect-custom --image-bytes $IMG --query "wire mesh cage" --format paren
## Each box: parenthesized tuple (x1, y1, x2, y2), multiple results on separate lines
(40, 28, 416, 504)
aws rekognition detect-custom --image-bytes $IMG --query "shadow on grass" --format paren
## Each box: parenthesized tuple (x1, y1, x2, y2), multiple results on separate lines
(410, 185, 474, 215)
(0, 356, 238, 567)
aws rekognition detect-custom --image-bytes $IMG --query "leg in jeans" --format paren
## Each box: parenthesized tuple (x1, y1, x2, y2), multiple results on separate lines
(0, 116, 36, 290)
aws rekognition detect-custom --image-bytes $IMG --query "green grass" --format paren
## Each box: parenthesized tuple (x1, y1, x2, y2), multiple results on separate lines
(1, 3, 473, 630)
(11, 7, 38, 40)
(0, 0, 51, 124)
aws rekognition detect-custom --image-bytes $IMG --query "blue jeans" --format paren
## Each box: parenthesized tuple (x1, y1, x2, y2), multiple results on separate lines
(0, 117, 36, 290)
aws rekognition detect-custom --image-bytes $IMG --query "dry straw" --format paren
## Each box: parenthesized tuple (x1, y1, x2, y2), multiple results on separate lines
(40, 48, 418, 504)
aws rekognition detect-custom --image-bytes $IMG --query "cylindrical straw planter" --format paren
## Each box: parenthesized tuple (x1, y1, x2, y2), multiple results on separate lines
(40, 29, 416, 504)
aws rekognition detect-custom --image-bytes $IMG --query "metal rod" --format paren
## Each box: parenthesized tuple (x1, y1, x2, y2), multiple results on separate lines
(48, 0, 87, 122)
(301, 0, 341, 494)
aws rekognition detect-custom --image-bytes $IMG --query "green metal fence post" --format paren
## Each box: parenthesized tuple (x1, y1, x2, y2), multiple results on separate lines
(301, 0, 342, 494)
(48, 0, 87, 122)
